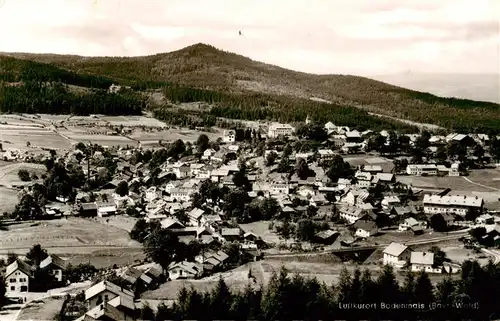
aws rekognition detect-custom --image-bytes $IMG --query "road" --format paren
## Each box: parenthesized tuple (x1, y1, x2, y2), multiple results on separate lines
(481, 248, 500, 264)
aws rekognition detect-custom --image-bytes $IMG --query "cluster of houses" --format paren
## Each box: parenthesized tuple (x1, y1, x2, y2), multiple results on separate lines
(382, 242, 459, 274)
(4, 254, 68, 297)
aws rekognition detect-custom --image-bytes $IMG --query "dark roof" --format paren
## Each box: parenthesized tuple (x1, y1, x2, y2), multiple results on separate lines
(40, 254, 68, 270)
(354, 220, 378, 231)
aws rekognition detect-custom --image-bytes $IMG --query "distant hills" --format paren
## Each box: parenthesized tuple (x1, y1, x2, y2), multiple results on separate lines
(373, 72, 500, 104)
(1, 43, 500, 133)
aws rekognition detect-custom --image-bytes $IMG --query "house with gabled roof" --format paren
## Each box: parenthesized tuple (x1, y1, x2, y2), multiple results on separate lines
(40, 254, 68, 284)
(84, 280, 135, 310)
(410, 251, 441, 273)
(188, 208, 205, 226)
(383, 242, 412, 267)
(168, 261, 203, 280)
(354, 220, 378, 238)
(5, 260, 34, 295)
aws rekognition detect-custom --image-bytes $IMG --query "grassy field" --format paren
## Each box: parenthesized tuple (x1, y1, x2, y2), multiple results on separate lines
(95, 215, 138, 233)
(63, 248, 145, 269)
(0, 163, 46, 188)
(100, 115, 168, 127)
(0, 218, 141, 252)
(0, 186, 19, 214)
(16, 296, 65, 321)
(130, 128, 222, 144)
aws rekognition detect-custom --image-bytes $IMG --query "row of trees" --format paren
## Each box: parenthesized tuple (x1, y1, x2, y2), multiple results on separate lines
(137, 261, 499, 320)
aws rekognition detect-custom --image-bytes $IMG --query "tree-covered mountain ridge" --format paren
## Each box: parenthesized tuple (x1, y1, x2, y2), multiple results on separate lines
(1, 43, 499, 132)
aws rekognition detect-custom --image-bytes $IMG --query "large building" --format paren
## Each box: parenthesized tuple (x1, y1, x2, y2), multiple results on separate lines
(406, 164, 438, 176)
(423, 194, 484, 216)
(267, 123, 294, 138)
(383, 242, 412, 267)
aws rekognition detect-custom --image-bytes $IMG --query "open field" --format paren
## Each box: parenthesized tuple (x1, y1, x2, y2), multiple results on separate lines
(0, 125, 72, 151)
(0, 162, 46, 188)
(129, 128, 222, 144)
(0, 218, 141, 252)
(441, 246, 490, 266)
(0, 187, 19, 214)
(101, 116, 168, 127)
(95, 215, 139, 233)
(63, 248, 145, 269)
(16, 296, 65, 321)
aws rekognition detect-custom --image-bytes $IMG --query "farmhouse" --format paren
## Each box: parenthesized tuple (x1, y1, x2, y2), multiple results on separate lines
(223, 130, 236, 143)
(423, 194, 484, 217)
(5, 260, 33, 295)
(410, 252, 441, 273)
(40, 254, 68, 284)
(354, 221, 378, 238)
(168, 261, 203, 280)
(96, 203, 117, 217)
(383, 242, 412, 267)
(268, 123, 294, 138)
(85, 280, 135, 310)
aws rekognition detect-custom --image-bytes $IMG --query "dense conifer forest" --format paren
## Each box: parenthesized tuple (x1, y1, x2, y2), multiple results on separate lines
(142, 261, 500, 320)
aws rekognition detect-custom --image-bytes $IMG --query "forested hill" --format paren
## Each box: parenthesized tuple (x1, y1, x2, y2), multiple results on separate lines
(1, 43, 500, 133)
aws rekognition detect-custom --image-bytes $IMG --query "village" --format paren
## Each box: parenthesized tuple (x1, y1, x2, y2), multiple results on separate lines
(1, 113, 500, 320)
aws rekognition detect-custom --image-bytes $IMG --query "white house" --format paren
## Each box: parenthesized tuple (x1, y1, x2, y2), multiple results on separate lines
(381, 195, 401, 210)
(202, 148, 216, 160)
(145, 186, 161, 202)
(96, 203, 117, 217)
(173, 164, 190, 179)
(410, 252, 441, 273)
(188, 208, 205, 227)
(339, 205, 367, 224)
(324, 122, 337, 133)
(406, 164, 438, 176)
(399, 217, 421, 231)
(168, 261, 203, 280)
(40, 254, 67, 283)
(169, 188, 192, 202)
(270, 183, 290, 195)
(268, 123, 294, 138)
(84, 280, 134, 310)
(423, 194, 484, 217)
(354, 221, 378, 238)
(317, 149, 336, 161)
(5, 260, 33, 295)
(223, 130, 236, 143)
(383, 242, 412, 267)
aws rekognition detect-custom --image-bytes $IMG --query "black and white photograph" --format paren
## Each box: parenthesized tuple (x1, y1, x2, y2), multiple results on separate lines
(0, 0, 499, 320)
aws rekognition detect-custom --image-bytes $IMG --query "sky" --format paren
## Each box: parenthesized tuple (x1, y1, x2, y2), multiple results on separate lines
(0, 0, 499, 76)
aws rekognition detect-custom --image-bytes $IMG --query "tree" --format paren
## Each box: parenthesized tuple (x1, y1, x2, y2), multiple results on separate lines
(325, 155, 354, 182)
(26, 244, 48, 267)
(295, 158, 310, 180)
(13, 194, 42, 220)
(0, 278, 5, 308)
(18, 169, 31, 182)
(276, 156, 291, 173)
(435, 277, 456, 305)
(130, 218, 150, 242)
(348, 268, 362, 303)
(430, 214, 448, 232)
(429, 246, 446, 267)
(115, 181, 129, 197)
(297, 122, 328, 142)
(295, 219, 317, 242)
(376, 265, 400, 303)
(139, 303, 155, 321)
(414, 271, 434, 306)
(143, 228, 183, 275)
(336, 266, 351, 303)
(208, 277, 232, 320)
(7, 252, 17, 265)
(265, 152, 277, 167)
(196, 134, 210, 154)
(401, 271, 416, 302)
